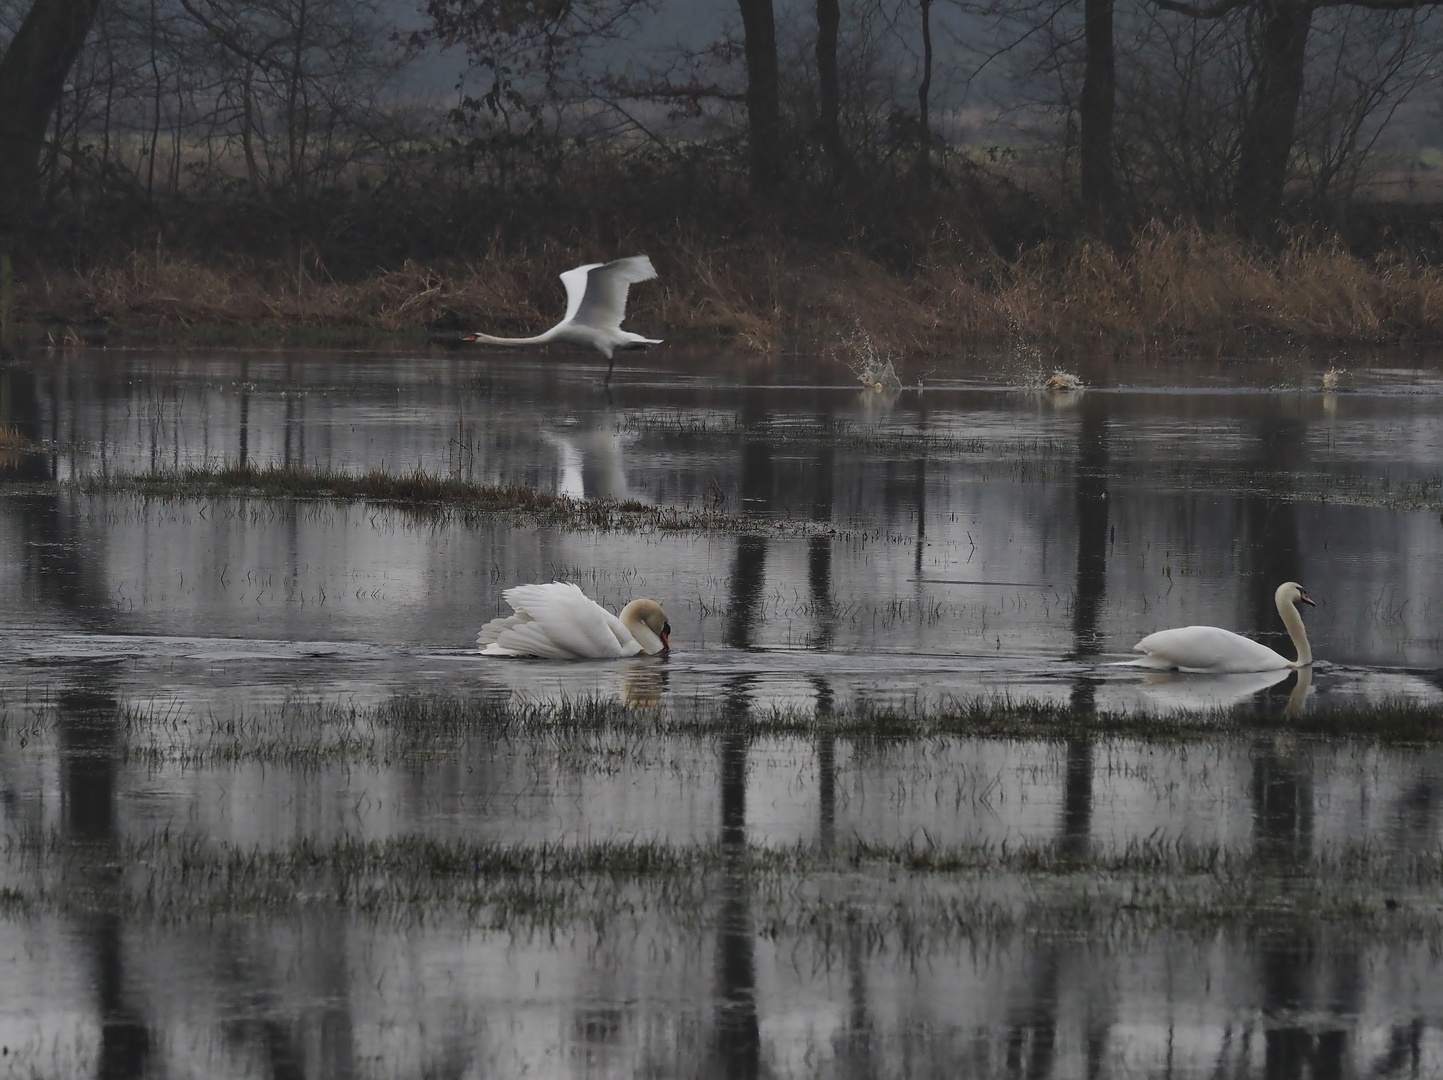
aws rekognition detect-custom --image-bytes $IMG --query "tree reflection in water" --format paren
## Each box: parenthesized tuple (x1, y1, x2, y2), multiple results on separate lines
(709, 675, 760, 1080)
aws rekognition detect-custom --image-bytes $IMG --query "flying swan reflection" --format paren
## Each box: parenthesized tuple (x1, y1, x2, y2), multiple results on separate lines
(478, 582, 671, 659)
(462, 256, 663, 383)
(1127, 581, 1315, 674)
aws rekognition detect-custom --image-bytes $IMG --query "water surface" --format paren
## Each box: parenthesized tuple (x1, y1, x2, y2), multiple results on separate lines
(2, 347, 1443, 1078)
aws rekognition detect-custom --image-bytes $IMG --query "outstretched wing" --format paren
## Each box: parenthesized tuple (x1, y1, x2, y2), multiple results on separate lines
(571, 256, 658, 333)
(559, 263, 604, 325)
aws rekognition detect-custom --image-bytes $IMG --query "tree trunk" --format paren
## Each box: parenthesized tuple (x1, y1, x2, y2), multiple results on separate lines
(1079, 0, 1116, 232)
(737, 0, 781, 195)
(917, 0, 933, 181)
(815, 0, 844, 179)
(0, 0, 104, 232)
(1234, 1, 1313, 238)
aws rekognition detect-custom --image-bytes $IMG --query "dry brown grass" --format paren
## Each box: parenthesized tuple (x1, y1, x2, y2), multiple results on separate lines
(16, 225, 1443, 356)
(0, 424, 30, 450)
(944, 225, 1443, 353)
(0, 424, 36, 472)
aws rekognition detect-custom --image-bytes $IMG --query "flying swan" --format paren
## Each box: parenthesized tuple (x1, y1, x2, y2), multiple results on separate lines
(478, 581, 671, 659)
(1127, 581, 1315, 673)
(463, 256, 663, 382)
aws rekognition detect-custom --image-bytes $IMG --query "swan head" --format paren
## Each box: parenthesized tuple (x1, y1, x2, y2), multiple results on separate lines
(1276, 582, 1315, 610)
(620, 598, 671, 654)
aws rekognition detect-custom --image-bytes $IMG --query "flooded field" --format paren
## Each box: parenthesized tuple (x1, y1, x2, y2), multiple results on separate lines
(2, 347, 1443, 1078)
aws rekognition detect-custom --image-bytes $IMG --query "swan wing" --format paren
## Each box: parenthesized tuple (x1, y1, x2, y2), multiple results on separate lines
(1131, 625, 1291, 674)
(478, 582, 632, 659)
(572, 256, 657, 333)
(559, 263, 605, 324)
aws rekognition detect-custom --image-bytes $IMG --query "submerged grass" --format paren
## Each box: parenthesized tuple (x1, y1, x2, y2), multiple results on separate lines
(7, 828, 1441, 943)
(0, 463, 837, 535)
(6, 448, 1434, 525)
(6, 690, 1442, 772)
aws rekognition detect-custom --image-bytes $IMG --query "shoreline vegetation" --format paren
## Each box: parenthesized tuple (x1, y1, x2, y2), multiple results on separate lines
(11, 225, 1443, 356)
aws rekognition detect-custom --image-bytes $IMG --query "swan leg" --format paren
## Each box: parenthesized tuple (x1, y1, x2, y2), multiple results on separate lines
(605, 355, 615, 385)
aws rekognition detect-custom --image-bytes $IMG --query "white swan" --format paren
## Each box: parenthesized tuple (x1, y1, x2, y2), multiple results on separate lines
(478, 582, 671, 659)
(1128, 582, 1315, 673)
(463, 256, 663, 382)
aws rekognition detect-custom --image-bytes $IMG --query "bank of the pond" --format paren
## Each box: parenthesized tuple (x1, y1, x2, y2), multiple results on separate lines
(12, 226, 1443, 355)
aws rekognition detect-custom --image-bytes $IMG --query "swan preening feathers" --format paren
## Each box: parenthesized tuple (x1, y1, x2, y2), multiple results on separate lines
(462, 255, 663, 382)
(1128, 582, 1315, 674)
(479, 582, 671, 659)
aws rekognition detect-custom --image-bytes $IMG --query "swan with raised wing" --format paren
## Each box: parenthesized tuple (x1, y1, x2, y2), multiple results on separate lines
(463, 256, 663, 383)
(1127, 582, 1315, 673)
(478, 581, 671, 659)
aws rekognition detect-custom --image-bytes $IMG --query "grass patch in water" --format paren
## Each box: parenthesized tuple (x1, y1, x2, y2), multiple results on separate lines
(0, 463, 843, 534)
(7, 690, 1442, 771)
(7, 829, 1440, 943)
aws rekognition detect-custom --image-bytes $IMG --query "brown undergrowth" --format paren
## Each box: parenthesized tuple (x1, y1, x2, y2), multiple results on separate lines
(0, 424, 36, 472)
(15, 225, 1443, 356)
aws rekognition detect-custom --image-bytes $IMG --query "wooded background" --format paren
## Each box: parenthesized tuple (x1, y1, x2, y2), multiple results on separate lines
(3, 0, 1443, 272)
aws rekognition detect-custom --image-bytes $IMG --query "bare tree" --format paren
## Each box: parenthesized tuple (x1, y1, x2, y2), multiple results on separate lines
(816, 0, 846, 178)
(1079, 0, 1115, 229)
(738, 0, 781, 193)
(1291, 5, 1440, 204)
(917, 0, 933, 179)
(0, 0, 103, 228)
(1155, 0, 1443, 236)
(1233, 1, 1314, 235)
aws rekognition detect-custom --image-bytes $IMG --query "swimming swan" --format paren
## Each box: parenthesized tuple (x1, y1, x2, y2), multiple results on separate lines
(1128, 582, 1315, 673)
(478, 581, 671, 659)
(462, 256, 663, 383)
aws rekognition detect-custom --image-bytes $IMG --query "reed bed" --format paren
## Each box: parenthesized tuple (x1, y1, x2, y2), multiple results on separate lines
(16, 226, 1443, 354)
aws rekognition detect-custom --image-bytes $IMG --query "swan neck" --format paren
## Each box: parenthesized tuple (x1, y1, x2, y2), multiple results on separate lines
(1277, 593, 1312, 666)
(620, 605, 664, 655)
(468, 328, 556, 346)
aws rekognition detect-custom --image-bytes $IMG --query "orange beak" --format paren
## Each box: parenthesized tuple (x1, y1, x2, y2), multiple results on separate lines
(461, 334, 476, 342)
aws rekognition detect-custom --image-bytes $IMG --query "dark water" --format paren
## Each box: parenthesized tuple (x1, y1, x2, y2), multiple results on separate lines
(2, 347, 1443, 1078)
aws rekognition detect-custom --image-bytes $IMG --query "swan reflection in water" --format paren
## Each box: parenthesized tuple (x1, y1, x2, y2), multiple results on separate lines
(1133, 664, 1313, 715)
(545, 425, 640, 502)
(621, 655, 669, 708)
